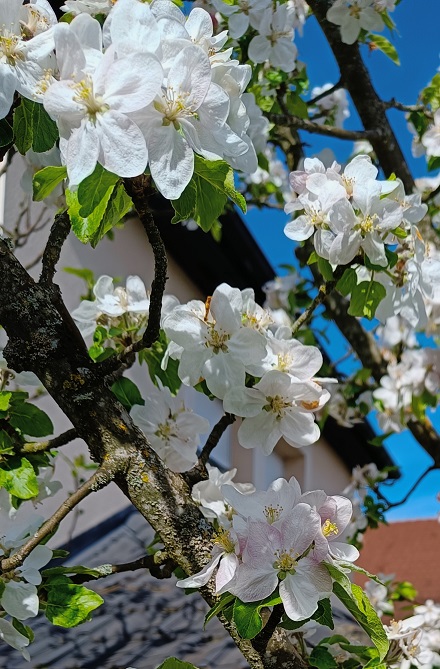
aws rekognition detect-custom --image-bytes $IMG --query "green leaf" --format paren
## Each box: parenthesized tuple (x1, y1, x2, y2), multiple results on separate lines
(32, 166, 67, 201)
(0, 431, 15, 455)
(328, 570, 389, 660)
(171, 156, 246, 232)
(336, 268, 357, 297)
(156, 659, 201, 669)
(427, 155, 440, 172)
(233, 592, 282, 640)
(0, 456, 39, 499)
(312, 598, 334, 630)
(9, 402, 54, 437)
(390, 226, 407, 239)
(309, 646, 338, 669)
(317, 257, 334, 282)
(77, 163, 119, 218)
(13, 99, 58, 154)
(42, 565, 102, 579)
(368, 432, 393, 447)
(347, 281, 386, 320)
(0, 119, 13, 147)
(111, 377, 144, 410)
(67, 182, 132, 247)
(12, 618, 35, 643)
(307, 251, 318, 265)
(44, 575, 104, 627)
(140, 330, 182, 395)
(13, 99, 33, 154)
(204, 593, 235, 628)
(286, 92, 309, 119)
(0, 391, 12, 411)
(369, 34, 400, 65)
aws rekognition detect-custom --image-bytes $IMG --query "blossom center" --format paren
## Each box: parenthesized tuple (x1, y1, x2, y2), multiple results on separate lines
(155, 87, 197, 128)
(214, 528, 235, 553)
(276, 353, 292, 372)
(273, 549, 297, 574)
(206, 326, 230, 353)
(71, 77, 109, 118)
(322, 518, 339, 537)
(264, 504, 283, 524)
(264, 394, 291, 417)
(358, 213, 378, 236)
(0, 31, 23, 64)
(349, 3, 362, 18)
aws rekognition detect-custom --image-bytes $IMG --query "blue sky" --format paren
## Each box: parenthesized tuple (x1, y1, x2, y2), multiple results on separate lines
(243, 1, 440, 520)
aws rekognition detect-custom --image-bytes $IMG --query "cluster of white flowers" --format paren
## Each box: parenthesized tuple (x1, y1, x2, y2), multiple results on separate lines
(327, 0, 397, 45)
(284, 154, 417, 269)
(0, 512, 53, 658)
(385, 606, 440, 669)
(177, 475, 358, 622)
(2, 0, 263, 198)
(310, 83, 350, 129)
(191, 463, 255, 526)
(211, 0, 307, 72)
(130, 385, 210, 472)
(162, 282, 333, 454)
(409, 109, 440, 161)
(373, 348, 440, 433)
(71, 275, 178, 339)
(342, 463, 388, 540)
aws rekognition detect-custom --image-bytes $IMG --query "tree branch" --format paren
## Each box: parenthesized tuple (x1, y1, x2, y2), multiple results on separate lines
(268, 112, 379, 142)
(1, 462, 119, 574)
(252, 603, 285, 654)
(375, 465, 438, 509)
(68, 552, 177, 584)
(306, 0, 415, 191)
(39, 210, 71, 285)
(21, 427, 78, 453)
(184, 413, 236, 487)
(307, 79, 343, 107)
(384, 98, 433, 117)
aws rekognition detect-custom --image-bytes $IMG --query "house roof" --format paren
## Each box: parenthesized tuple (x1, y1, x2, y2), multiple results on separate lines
(354, 519, 440, 606)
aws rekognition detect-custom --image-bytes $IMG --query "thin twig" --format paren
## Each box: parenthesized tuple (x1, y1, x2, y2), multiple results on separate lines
(291, 281, 334, 335)
(0, 463, 118, 574)
(374, 465, 438, 509)
(184, 413, 236, 487)
(99, 175, 168, 376)
(268, 113, 381, 142)
(21, 427, 78, 453)
(384, 98, 433, 118)
(39, 209, 71, 284)
(68, 553, 177, 584)
(252, 604, 285, 654)
(307, 79, 343, 107)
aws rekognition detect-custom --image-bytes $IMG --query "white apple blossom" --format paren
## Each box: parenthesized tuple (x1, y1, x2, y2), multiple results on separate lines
(130, 385, 210, 472)
(191, 464, 255, 526)
(0, 0, 56, 118)
(61, 0, 114, 15)
(421, 110, 440, 158)
(327, 0, 385, 45)
(0, 618, 30, 660)
(162, 283, 267, 399)
(43, 18, 163, 187)
(211, 0, 269, 39)
(248, 3, 298, 72)
(223, 370, 329, 453)
(310, 83, 350, 128)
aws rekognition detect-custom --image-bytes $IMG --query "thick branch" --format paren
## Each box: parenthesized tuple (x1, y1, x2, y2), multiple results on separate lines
(252, 604, 285, 654)
(184, 413, 236, 487)
(306, 0, 415, 191)
(39, 210, 71, 284)
(21, 427, 78, 453)
(268, 113, 378, 142)
(1, 463, 118, 574)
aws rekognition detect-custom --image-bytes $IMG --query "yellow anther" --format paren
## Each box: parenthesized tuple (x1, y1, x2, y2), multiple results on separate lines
(264, 504, 283, 524)
(322, 519, 339, 537)
(214, 528, 235, 553)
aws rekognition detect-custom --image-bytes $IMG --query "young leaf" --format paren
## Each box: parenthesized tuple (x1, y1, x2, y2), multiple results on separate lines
(32, 166, 67, 201)
(111, 377, 145, 410)
(0, 456, 40, 499)
(9, 402, 54, 437)
(140, 331, 182, 395)
(312, 598, 334, 630)
(232, 592, 282, 640)
(156, 659, 201, 669)
(369, 34, 400, 65)
(336, 268, 357, 297)
(317, 257, 334, 282)
(13, 99, 58, 154)
(204, 593, 235, 628)
(77, 163, 119, 218)
(171, 156, 246, 232)
(0, 391, 12, 411)
(309, 646, 338, 669)
(44, 575, 104, 627)
(347, 281, 386, 320)
(0, 119, 13, 147)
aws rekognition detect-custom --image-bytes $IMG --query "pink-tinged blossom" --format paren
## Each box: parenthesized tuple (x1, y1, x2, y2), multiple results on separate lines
(191, 464, 255, 526)
(223, 370, 329, 453)
(230, 504, 332, 620)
